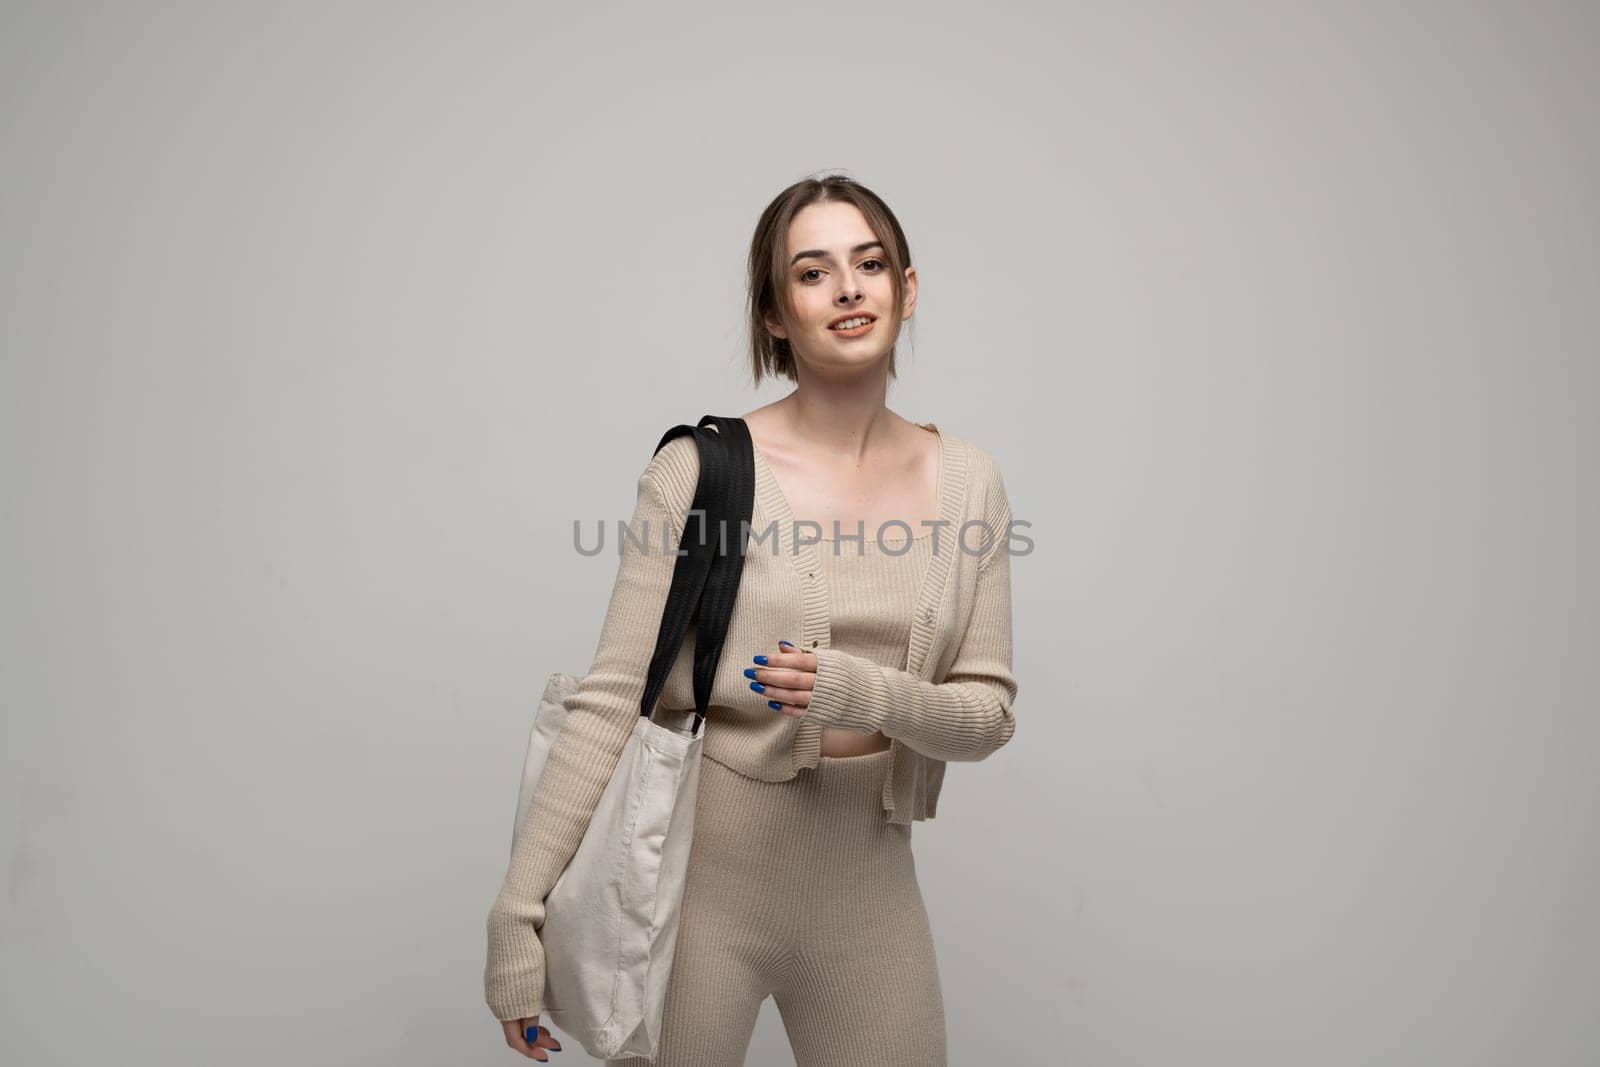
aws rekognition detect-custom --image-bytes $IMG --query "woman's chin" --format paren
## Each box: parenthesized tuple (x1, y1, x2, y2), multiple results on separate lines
(798, 348, 892, 374)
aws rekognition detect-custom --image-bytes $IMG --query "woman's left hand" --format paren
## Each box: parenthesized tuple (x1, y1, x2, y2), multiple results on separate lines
(745, 639, 815, 718)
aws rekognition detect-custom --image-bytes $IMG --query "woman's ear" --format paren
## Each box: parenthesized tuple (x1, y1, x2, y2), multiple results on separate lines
(900, 265, 919, 322)
(763, 310, 789, 340)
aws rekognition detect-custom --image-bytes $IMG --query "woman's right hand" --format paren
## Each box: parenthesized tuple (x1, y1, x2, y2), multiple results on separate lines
(500, 1017, 562, 1060)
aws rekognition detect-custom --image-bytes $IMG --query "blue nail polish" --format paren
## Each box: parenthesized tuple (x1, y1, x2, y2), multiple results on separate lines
(768, 700, 783, 710)
(754, 655, 768, 665)
(525, 1024, 539, 1042)
(749, 681, 765, 693)
(779, 640, 794, 648)
(743, 667, 758, 679)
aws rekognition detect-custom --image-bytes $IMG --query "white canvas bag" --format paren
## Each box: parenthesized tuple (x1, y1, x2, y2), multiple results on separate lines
(505, 415, 754, 1061)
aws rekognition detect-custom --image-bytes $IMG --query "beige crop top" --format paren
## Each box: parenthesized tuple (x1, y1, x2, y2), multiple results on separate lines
(807, 530, 937, 674)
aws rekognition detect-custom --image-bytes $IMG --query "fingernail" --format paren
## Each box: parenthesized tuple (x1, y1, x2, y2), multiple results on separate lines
(779, 640, 795, 649)
(768, 700, 783, 710)
(753, 654, 768, 664)
(743, 667, 758, 679)
(525, 1024, 539, 1042)
(749, 681, 765, 693)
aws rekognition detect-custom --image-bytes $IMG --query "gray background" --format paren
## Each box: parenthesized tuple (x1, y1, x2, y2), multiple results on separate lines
(3, 2, 1596, 1064)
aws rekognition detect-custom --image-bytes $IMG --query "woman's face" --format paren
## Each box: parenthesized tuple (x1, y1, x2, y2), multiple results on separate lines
(766, 200, 917, 372)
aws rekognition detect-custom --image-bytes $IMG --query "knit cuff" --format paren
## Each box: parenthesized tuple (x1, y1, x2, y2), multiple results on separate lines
(485, 968, 544, 1024)
(484, 898, 547, 1021)
(806, 646, 893, 735)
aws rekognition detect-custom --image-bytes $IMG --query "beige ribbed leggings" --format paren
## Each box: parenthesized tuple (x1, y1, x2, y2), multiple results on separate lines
(606, 747, 947, 1066)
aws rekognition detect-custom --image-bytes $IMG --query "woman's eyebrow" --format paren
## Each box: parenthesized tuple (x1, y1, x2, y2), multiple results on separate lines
(789, 240, 884, 267)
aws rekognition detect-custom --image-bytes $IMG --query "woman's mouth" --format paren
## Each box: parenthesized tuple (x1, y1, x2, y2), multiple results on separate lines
(828, 315, 876, 338)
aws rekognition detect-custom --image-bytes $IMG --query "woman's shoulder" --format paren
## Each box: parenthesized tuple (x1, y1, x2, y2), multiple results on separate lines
(944, 436, 1013, 575)
(934, 426, 1010, 508)
(638, 432, 701, 514)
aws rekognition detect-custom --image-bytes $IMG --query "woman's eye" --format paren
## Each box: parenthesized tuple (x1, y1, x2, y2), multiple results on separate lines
(799, 268, 823, 282)
(860, 258, 885, 271)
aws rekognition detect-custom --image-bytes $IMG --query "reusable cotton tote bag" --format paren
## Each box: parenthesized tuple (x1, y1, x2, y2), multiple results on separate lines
(506, 415, 755, 1060)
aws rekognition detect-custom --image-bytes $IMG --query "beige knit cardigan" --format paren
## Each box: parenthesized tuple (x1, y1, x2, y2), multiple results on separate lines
(485, 422, 1018, 1021)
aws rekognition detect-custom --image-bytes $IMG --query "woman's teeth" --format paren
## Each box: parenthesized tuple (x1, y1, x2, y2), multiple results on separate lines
(830, 317, 873, 330)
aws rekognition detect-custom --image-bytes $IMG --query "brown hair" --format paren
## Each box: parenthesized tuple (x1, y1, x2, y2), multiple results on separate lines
(746, 173, 915, 386)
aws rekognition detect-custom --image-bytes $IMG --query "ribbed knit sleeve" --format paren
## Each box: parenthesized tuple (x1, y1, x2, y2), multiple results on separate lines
(804, 464, 1017, 762)
(483, 438, 699, 1023)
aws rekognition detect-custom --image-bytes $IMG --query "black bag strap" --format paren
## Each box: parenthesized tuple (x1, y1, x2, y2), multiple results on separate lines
(637, 415, 754, 736)
(683, 417, 755, 731)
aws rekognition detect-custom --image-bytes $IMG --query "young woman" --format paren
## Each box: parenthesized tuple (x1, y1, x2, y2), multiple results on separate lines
(487, 174, 1019, 1065)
